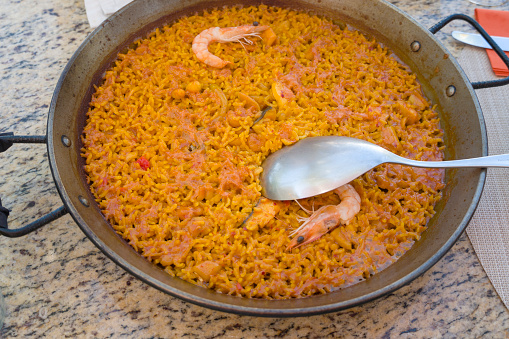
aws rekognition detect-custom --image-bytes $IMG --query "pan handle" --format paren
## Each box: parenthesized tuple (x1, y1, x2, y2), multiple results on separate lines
(429, 14, 509, 89)
(0, 133, 68, 238)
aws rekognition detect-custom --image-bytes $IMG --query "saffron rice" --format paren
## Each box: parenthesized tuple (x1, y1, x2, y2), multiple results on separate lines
(81, 5, 445, 299)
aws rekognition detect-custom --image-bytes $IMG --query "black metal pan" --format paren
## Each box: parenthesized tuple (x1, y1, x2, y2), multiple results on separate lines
(1, 0, 508, 317)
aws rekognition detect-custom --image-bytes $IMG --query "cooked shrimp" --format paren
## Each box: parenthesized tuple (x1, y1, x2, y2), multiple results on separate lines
(192, 25, 269, 68)
(287, 184, 361, 250)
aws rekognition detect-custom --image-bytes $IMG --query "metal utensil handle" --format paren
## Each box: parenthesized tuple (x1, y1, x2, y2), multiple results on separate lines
(429, 13, 509, 89)
(391, 153, 509, 168)
(0, 133, 68, 238)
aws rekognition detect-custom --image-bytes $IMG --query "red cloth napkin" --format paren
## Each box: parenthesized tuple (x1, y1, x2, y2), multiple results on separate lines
(475, 8, 509, 77)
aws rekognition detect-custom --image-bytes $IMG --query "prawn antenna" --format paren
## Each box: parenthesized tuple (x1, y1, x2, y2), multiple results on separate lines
(294, 199, 313, 215)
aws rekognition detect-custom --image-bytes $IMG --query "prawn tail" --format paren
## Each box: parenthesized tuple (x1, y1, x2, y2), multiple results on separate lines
(334, 184, 361, 223)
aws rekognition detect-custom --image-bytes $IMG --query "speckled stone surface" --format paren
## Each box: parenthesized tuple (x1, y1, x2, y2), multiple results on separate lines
(1, 0, 509, 337)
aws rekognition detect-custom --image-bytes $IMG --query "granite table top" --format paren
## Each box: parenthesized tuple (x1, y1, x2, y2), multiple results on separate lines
(1, 0, 509, 337)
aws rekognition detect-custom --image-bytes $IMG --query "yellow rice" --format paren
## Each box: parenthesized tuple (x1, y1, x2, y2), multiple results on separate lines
(81, 5, 445, 299)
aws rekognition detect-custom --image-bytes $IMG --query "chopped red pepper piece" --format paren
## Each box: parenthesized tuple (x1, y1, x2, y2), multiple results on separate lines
(136, 156, 150, 170)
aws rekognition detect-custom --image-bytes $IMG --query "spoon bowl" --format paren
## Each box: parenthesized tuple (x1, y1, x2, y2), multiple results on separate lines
(261, 136, 509, 200)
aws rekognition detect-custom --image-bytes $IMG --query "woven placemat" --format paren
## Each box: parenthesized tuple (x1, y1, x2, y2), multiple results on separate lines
(458, 46, 509, 310)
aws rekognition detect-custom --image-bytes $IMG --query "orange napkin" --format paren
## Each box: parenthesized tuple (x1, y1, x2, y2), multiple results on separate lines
(475, 8, 509, 77)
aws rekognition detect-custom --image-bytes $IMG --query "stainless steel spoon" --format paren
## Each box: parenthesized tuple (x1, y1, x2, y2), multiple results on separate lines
(261, 136, 509, 200)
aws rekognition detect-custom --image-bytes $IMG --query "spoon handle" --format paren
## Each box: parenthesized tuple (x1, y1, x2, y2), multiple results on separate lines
(392, 153, 509, 168)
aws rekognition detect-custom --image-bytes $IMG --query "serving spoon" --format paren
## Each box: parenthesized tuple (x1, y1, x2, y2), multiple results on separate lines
(261, 136, 509, 200)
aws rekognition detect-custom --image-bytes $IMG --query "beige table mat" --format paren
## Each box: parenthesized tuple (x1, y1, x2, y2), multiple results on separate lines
(458, 46, 509, 310)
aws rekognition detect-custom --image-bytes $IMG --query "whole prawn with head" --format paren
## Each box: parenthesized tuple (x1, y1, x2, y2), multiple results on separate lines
(287, 184, 361, 250)
(192, 25, 269, 68)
